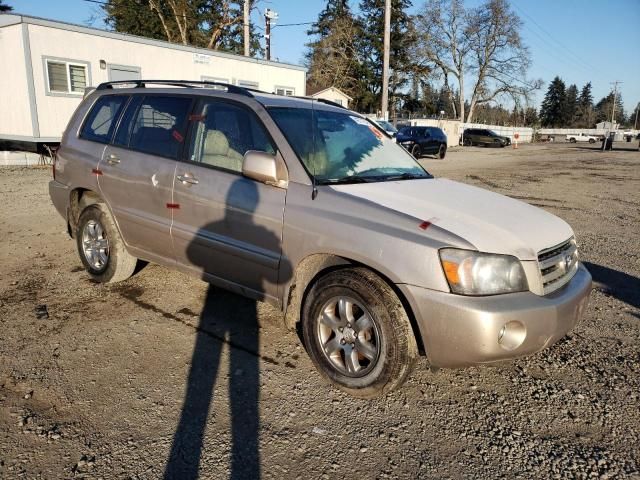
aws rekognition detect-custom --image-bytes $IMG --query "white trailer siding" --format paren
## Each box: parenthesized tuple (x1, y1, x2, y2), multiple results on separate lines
(0, 15, 307, 143)
(0, 23, 33, 138)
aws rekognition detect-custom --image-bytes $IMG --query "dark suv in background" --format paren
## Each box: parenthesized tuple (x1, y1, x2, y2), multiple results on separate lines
(461, 128, 511, 147)
(396, 126, 448, 158)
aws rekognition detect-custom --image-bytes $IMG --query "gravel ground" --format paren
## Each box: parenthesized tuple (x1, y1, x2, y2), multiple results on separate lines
(0, 142, 639, 479)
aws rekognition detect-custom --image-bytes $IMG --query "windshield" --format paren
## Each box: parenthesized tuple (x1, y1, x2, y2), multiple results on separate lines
(268, 107, 430, 184)
(488, 130, 499, 136)
(377, 120, 397, 133)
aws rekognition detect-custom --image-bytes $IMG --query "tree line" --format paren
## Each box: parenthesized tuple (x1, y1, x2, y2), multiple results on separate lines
(97, 0, 539, 123)
(86, 0, 638, 127)
(306, 0, 541, 121)
(540, 77, 635, 128)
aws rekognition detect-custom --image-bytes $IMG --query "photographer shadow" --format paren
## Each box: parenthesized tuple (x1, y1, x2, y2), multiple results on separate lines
(164, 178, 291, 479)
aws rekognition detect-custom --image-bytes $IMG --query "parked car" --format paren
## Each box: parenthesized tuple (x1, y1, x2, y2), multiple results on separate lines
(373, 119, 398, 138)
(461, 128, 511, 147)
(49, 80, 592, 398)
(566, 133, 597, 144)
(396, 126, 448, 158)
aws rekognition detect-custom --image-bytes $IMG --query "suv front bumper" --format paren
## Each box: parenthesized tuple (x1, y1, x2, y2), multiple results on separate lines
(399, 263, 592, 368)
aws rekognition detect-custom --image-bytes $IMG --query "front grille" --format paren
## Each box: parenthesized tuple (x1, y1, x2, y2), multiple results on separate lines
(538, 238, 578, 295)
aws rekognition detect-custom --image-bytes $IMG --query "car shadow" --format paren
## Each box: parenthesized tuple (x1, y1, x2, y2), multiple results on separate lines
(163, 178, 291, 479)
(583, 262, 640, 318)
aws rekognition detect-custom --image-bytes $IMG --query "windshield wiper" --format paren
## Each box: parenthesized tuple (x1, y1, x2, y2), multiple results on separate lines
(317, 175, 375, 185)
(376, 172, 430, 181)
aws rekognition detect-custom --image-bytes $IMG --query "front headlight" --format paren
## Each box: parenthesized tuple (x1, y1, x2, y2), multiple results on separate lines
(400, 141, 413, 146)
(439, 248, 528, 295)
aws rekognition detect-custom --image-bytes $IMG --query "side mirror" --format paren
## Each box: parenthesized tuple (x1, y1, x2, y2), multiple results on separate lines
(242, 150, 278, 184)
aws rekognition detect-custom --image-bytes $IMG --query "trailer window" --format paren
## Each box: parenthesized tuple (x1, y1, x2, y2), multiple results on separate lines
(45, 59, 88, 94)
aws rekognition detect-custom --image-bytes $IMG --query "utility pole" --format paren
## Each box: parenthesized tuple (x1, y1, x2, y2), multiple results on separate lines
(264, 8, 278, 61)
(381, 0, 391, 120)
(634, 102, 639, 130)
(243, 0, 250, 57)
(610, 81, 622, 126)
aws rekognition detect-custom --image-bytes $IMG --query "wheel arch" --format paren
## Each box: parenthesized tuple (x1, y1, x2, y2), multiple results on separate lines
(68, 188, 103, 238)
(284, 253, 426, 356)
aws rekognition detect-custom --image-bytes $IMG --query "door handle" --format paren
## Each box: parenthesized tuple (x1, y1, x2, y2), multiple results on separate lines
(177, 174, 199, 185)
(106, 153, 120, 165)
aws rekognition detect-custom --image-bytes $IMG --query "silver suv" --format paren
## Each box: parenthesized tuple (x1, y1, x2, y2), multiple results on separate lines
(49, 80, 592, 398)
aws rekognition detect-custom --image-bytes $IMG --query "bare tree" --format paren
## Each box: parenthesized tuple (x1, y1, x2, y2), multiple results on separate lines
(464, 0, 541, 122)
(416, 0, 540, 122)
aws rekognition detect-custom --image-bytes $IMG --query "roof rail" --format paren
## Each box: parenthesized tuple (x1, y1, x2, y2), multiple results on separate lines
(94, 80, 256, 97)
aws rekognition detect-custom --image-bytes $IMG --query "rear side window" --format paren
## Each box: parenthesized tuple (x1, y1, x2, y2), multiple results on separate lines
(187, 100, 275, 173)
(128, 96, 192, 159)
(80, 95, 127, 143)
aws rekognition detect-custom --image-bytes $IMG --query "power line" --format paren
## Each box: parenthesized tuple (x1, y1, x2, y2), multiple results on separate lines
(512, 1, 597, 72)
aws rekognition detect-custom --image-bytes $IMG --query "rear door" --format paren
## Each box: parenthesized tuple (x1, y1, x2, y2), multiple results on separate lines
(98, 94, 193, 264)
(171, 98, 287, 302)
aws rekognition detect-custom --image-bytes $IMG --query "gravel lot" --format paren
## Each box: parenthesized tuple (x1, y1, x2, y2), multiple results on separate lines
(0, 142, 639, 479)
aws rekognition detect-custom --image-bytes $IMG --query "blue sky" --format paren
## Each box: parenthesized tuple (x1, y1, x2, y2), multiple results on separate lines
(8, 0, 640, 114)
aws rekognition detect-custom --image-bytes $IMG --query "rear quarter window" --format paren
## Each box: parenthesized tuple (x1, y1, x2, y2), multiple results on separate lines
(80, 95, 128, 143)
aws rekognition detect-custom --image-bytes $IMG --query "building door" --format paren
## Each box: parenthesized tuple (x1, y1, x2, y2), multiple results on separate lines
(108, 64, 142, 82)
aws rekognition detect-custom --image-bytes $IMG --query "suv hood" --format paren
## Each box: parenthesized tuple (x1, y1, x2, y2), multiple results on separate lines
(330, 178, 573, 260)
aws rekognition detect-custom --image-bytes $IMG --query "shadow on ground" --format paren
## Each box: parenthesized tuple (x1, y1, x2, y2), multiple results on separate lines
(583, 261, 640, 318)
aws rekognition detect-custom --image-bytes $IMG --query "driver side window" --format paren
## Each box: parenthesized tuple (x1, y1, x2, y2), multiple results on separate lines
(188, 100, 276, 173)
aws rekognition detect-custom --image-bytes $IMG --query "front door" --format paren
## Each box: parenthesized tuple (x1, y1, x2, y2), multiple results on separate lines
(97, 94, 193, 264)
(171, 98, 287, 301)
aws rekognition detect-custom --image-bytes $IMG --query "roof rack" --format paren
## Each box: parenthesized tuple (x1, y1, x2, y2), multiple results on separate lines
(94, 80, 256, 97)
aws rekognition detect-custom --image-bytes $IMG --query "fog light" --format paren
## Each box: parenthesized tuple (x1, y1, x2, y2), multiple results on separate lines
(497, 321, 526, 351)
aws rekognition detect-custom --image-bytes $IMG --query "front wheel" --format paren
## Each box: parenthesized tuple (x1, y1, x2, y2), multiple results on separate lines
(76, 204, 137, 283)
(302, 268, 418, 398)
(410, 144, 421, 158)
(438, 143, 447, 159)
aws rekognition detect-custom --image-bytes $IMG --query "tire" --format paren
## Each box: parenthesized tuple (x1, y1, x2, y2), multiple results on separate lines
(438, 143, 447, 159)
(302, 268, 418, 398)
(588, 138, 595, 144)
(570, 138, 577, 143)
(410, 144, 421, 158)
(76, 204, 137, 283)
(463, 137, 472, 146)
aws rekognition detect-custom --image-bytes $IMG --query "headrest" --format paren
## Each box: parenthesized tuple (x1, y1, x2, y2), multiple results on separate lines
(204, 130, 230, 156)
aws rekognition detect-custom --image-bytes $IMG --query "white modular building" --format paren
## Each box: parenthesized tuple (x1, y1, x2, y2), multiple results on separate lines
(0, 14, 307, 147)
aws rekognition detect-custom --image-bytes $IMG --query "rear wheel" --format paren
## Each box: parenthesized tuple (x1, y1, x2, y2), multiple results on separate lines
(411, 144, 421, 158)
(570, 138, 577, 143)
(588, 138, 595, 144)
(438, 143, 447, 159)
(463, 137, 472, 146)
(76, 204, 137, 283)
(302, 268, 418, 398)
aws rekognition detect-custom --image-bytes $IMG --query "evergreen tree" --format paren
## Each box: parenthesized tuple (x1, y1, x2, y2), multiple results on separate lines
(540, 76, 567, 127)
(305, 1, 364, 106)
(0, 0, 13, 12)
(358, 0, 421, 113)
(595, 92, 624, 125)
(576, 82, 594, 127)
(565, 84, 578, 127)
(102, 0, 262, 55)
(306, 0, 351, 38)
